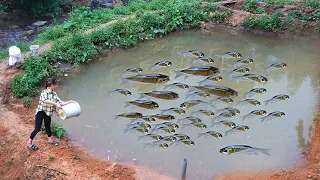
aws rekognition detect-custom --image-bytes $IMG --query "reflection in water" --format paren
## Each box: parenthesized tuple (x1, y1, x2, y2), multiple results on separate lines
(57, 28, 320, 180)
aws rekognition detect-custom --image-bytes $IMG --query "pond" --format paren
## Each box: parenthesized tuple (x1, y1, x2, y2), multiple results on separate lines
(57, 28, 320, 180)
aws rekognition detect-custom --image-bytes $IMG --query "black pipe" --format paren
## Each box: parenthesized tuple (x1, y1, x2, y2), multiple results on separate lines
(181, 158, 187, 180)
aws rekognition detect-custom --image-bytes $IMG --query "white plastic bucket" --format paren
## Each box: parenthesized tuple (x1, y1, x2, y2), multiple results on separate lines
(58, 101, 81, 120)
(30, 45, 39, 57)
(8, 46, 23, 66)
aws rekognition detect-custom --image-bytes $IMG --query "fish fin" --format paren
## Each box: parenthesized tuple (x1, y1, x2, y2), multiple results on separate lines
(139, 93, 146, 99)
(242, 115, 248, 121)
(264, 99, 272, 106)
(173, 71, 185, 79)
(243, 92, 250, 98)
(130, 118, 139, 123)
(120, 77, 129, 86)
(143, 143, 153, 148)
(198, 79, 206, 86)
(224, 130, 230, 137)
(106, 90, 114, 96)
(197, 133, 205, 138)
(148, 65, 156, 71)
(260, 116, 267, 123)
(125, 123, 134, 128)
(255, 148, 271, 156)
(119, 71, 128, 78)
(211, 120, 218, 127)
(114, 115, 120, 120)
(123, 128, 130, 134)
(124, 101, 131, 108)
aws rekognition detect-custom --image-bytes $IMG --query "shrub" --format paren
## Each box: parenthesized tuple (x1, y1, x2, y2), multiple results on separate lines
(23, 96, 32, 107)
(243, 12, 287, 30)
(41, 121, 66, 139)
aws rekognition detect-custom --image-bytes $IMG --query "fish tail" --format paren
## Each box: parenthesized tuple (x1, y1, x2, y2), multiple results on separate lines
(114, 115, 120, 120)
(143, 143, 154, 148)
(119, 71, 128, 78)
(243, 92, 250, 98)
(255, 148, 271, 156)
(181, 124, 189, 129)
(260, 116, 267, 123)
(130, 118, 138, 123)
(211, 119, 218, 127)
(137, 135, 146, 141)
(124, 101, 131, 108)
(185, 93, 192, 99)
(176, 119, 184, 124)
(123, 128, 131, 134)
(139, 93, 146, 99)
(105, 90, 114, 96)
(263, 66, 271, 73)
(242, 115, 248, 121)
(120, 77, 129, 86)
(198, 79, 206, 85)
(173, 71, 184, 79)
(224, 130, 230, 137)
(148, 65, 156, 71)
(264, 99, 271, 106)
(197, 133, 205, 138)
(230, 76, 241, 83)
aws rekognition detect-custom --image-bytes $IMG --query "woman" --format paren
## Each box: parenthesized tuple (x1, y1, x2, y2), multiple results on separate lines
(27, 77, 73, 151)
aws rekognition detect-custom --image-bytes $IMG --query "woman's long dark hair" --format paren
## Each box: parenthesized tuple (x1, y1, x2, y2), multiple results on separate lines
(45, 77, 58, 88)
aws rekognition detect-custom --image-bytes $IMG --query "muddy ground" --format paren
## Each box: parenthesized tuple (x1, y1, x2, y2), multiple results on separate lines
(1, 1, 320, 180)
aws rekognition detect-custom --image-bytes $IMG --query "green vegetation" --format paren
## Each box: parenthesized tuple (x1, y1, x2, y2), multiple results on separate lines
(23, 96, 32, 107)
(72, 154, 80, 160)
(0, 41, 32, 60)
(243, 12, 288, 30)
(7, 159, 13, 166)
(40, 121, 66, 139)
(12, 0, 232, 99)
(265, 0, 293, 6)
(301, 0, 320, 9)
(49, 155, 55, 162)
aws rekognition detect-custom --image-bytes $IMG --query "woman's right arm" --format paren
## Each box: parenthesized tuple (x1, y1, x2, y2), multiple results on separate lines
(40, 90, 61, 109)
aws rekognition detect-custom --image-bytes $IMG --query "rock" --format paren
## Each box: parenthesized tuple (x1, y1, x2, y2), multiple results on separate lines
(9, 25, 19, 29)
(308, 175, 312, 178)
(23, 30, 35, 36)
(37, 26, 47, 34)
(32, 21, 47, 27)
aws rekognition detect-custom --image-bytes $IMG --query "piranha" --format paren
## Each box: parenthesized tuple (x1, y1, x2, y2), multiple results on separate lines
(191, 110, 215, 117)
(211, 120, 236, 128)
(138, 134, 163, 141)
(126, 122, 152, 129)
(231, 74, 268, 84)
(180, 100, 209, 109)
(198, 131, 223, 139)
(164, 82, 189, 90)
(211, 112, 236, 122)
(131, 115, 156, 123)
(149, 60, 173, 71)
(182, 122, 207, 129)
(242, 110, 267, 120)
(171, 139, 195, 146)
(264, 94, 290, 105)
(172, 134, 190, 140)
(177, 116, 202, 124)
(236, 99, 261, 106)
(174, 66, 220, 79)
(152, 114, 175, 120)
(144, 141, 169, 148)
(229, 58, 254, 68)
(180, 50, 205, 58)
(264, 62, 287, 72)
(261, 111, 285, 122)
(160, 108, 185, 115)
(189, 56, 214, 64)
(115, 112, 142, 120)
(216, 107, 240, 115)
(125, 100, 159, 109)
(107, 88, 131, 96)
(224, 125, 249, 136)
(154, 122, 179, 129)
(151, 126, 176, 134)
(185, 91, 210, 99)
(226, 67, 250, 78)
(194, 85, 238, 97)
(120, 67, 143, 77)
(243, 88, 267, 98)
(198, 75, 223, 85)
(124, 126, 149, 134)
(219, 145, 270, 156)
(123, 73, 170, 84)
(216, 51, 242, 59)
(139, 90, 179, 100)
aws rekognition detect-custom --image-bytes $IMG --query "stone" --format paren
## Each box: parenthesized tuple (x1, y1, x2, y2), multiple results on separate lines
(23, 30, 35, 36)
(9, 25, 19, 29)
(37, 26, 47, 34)
(32, 21, 47, 27)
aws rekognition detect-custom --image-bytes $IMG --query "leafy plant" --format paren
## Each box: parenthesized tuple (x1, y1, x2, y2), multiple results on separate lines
(288, 9, 302, 19)
(49, 156, 55, 162)
(0, 50, 7, 59)
(23, 96, 32, 107)
(7, 159, 13, 166)
(265, 0, 293, 6)
(301, 0, 320, 9)
(243, 12, 288, 30)
(40, 121, 66, 139)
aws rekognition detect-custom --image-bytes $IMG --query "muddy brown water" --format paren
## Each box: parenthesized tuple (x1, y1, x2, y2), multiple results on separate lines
(57, 28, 320, 180)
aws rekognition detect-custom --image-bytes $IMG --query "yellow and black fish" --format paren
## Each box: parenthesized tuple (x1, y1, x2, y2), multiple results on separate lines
(125, 100, 159, 109)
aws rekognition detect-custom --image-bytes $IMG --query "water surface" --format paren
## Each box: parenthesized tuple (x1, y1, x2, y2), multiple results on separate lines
(57, 28, 320, 180)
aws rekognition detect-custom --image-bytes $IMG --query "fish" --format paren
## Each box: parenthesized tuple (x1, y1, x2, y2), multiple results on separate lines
(138, 134, 163, 141)
(180, 100, 209, 109)
(198, 75, 223, 85)
(174, 66, 220, 79)
(211, 120, 236, 128)
(107, 88, 131, 96)
(171, 139, 195, 146)
(120, 67, 143, 77)
(154, 122, 179, 129)
(151, 126, 176, 134)
(224, 125, 249, 136)
(180, 50, 205, 58)
(198, 131, 223, 138)
(172, 134, 190, 140)
(161, 136, 177, 142)
(123, 74, 170, 84)
(191, 110, 215, 117)
(160, 108, 185, 115)
(189, 56, 214, 64)
(177, 116, 202, 124)
(124, 126, 149, 134)
(115, 112, 142, 120)
(211, 96, 234, 105)
(229, 58, 254, 68)
(216, 107, 240, 115)
(226, 67, 250, 78)
(231, 74, 268, 83)
(242, 110, 267, 121)
(164, 82, 189, 90)
(182, 122, 207, 129)
(131, 115, 156, 123)
(194, 85, 238, 97)
(139, 91, 179, 100)
(236, 99, 261, 106)
(264, 94, 290, 105)
(261, 111, 285, 122)
(219, 145, 270, 156)
(264, 62, 287, 72)
(153, 114, 175, 120)
(127, 122, 152, 129)
(216, 51, 242, 59)
(144, 141, 169, 148)
(211, 112, 236, 122)
(243, 88, 267, 98)
(149, 60, 173, 71)
(185, 91, 210, 99)
(125, 100, 159, 109)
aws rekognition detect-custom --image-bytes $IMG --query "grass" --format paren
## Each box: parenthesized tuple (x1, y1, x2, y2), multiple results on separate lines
(243, 12, 289, 30)
(49, 156, 55, 162)
(301, 0, 320, 9)
(40, 121, 66, 139)
(7, 159, 13, 166)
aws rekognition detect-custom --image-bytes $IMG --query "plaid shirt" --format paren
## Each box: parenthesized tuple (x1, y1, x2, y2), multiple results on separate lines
(36, 88, 63, 117)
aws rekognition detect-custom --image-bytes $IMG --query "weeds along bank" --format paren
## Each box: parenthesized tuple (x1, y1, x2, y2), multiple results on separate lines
(10, 0, 320, 104)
